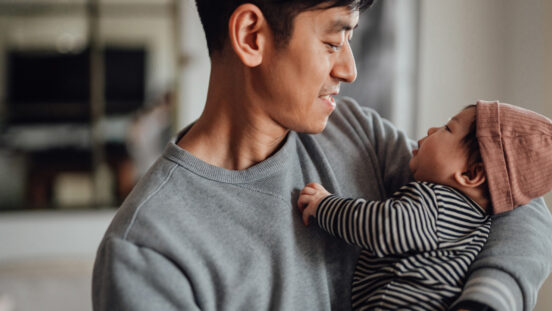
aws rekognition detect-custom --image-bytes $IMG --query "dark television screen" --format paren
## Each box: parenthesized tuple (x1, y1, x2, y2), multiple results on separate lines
(6, 47, 146, 124)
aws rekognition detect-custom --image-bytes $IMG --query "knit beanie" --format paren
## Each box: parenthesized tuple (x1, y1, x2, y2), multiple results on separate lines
(476, 100, 552, 214)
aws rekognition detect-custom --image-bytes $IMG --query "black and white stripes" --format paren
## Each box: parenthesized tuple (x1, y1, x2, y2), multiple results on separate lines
(316, 182, 491, 310)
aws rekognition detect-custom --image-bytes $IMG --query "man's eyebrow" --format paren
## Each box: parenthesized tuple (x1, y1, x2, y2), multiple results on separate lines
(326, 19, 358, 33)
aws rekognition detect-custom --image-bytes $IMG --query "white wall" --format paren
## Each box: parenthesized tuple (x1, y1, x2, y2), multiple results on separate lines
(174, 0, 210, 129)
(0, 210, 115, 262)
(540, 2, 552, 309)
(417, 1, 552, 310)
(417, 0, 549, 136)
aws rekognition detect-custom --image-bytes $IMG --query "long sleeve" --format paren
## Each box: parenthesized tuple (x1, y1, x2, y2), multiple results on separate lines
(316, 182, 440, 257)
(92, 237, 201, 311)
(450, 198, 552, 311)
(359, 105, 416, 196)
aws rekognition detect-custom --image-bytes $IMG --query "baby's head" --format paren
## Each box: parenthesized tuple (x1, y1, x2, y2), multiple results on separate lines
(409, 104, 488, 210)
(410, 100, 552, 214)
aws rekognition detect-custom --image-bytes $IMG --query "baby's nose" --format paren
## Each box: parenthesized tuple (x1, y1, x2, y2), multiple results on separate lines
(417, 138, 424, 148)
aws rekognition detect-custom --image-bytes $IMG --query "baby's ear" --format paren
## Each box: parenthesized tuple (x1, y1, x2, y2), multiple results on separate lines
(454, 162, 486, 188)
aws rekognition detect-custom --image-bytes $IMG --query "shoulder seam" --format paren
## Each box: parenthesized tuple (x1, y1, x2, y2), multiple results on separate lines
(123, 163, 179, 240)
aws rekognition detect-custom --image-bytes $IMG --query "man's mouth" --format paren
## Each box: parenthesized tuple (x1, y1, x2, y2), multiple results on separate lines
(412, 149, 418, 156)
(320, 95, 336, 109)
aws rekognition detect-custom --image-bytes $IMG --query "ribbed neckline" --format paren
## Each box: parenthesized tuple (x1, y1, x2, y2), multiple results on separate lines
(163, 130, 297, 184)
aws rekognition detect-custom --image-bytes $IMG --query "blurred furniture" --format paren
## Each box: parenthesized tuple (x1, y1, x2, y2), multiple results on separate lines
(0, 0, 180, 209)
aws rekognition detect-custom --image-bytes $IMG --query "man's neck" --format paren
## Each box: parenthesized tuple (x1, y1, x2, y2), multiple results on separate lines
(177, 93, 289, 171)
(177, 51, 292, 170)
(178, 117, 288, 171)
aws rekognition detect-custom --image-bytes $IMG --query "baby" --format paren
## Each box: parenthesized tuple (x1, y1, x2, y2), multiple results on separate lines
(297, 100, 552, 310)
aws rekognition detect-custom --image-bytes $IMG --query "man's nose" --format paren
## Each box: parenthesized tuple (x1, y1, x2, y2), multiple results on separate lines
(427, 127, 438, 136)
(331, 41, 357, 83)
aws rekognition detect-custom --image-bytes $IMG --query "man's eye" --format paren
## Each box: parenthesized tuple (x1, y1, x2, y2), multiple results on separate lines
(326, 43, 341, 52)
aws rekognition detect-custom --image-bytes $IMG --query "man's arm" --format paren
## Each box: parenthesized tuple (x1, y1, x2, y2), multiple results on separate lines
(92, 237, 201, 311)
(450, 198, 552, 311)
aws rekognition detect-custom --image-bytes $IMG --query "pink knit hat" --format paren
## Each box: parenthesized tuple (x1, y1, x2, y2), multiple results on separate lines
(476, 100, 552, 214)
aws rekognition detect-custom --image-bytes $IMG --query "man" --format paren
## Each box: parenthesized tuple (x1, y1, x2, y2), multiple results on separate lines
(92, 1, 552, 310)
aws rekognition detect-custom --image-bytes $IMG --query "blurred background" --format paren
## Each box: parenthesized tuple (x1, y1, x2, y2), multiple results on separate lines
(0, 0, 550, 310)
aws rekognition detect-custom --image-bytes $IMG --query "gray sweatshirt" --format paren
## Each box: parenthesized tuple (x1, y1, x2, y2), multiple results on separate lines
(92, 97, 552, 311)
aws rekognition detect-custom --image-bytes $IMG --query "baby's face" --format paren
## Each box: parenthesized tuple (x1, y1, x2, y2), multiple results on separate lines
(409, 107, 475, 186)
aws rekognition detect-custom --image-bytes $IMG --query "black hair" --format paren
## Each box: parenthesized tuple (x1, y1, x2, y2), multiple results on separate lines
(462, 104, 491, 213)
(194, 0, 374, 55)
(461, 104, 482, 167)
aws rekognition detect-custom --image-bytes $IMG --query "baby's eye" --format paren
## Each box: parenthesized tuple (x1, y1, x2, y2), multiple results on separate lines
(445, 125, 452, 132)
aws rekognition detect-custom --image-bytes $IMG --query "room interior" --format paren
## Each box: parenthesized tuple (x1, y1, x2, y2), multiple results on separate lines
(0, 0, 550, 310)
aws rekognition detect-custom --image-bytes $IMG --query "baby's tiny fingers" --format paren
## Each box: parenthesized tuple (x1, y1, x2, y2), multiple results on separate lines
(297, 195, 311, 212)
(301, 186, 316, 195)
(302, 210, 312, 226)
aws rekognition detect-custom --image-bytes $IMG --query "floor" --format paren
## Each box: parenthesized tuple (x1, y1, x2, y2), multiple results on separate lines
(0, 258, 93, 311)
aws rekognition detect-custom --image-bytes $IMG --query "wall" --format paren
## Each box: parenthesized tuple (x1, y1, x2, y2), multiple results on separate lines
(541, 1, 552, 309)
(417, 1, 552, 310)
(175, 0, 209, 129)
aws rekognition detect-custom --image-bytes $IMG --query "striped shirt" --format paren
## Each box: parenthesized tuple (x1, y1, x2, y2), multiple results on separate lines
(316, 181, 491, 311)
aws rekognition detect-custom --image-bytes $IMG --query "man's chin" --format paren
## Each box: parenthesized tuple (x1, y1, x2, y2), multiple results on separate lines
(301, 119, 329, 134)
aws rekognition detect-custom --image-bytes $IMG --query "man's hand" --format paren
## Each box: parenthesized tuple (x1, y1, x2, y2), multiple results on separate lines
(297, 182, 331, 226)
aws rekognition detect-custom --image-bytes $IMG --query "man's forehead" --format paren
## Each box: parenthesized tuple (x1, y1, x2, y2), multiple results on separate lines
(322, 9, 360, 33)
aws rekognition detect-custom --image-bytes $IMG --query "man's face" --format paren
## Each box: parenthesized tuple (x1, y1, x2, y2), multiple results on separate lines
(409, 107, 476, 186)
(254, 5, 359, 134)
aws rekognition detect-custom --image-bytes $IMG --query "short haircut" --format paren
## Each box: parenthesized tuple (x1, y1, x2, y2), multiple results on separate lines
(195, 0, 374, 55)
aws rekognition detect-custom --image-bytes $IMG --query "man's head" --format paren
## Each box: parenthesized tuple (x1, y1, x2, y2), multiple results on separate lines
(192, 1, 374, 137)
(196, 1, 373, 134)
(195, 0, 373, 55)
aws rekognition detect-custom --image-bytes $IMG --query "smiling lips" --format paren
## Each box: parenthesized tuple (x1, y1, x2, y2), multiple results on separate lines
(319, 94, 336, 110)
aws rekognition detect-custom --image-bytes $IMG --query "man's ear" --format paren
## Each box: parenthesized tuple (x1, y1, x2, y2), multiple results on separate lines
(454, 163, 486, 188)
(228, 4, 268, 67)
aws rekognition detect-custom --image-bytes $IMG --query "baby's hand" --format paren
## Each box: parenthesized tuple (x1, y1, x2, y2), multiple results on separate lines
(297, 182, 331, 226)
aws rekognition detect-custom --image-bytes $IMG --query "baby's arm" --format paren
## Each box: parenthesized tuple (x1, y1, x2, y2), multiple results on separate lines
(298, 182, 441, 257)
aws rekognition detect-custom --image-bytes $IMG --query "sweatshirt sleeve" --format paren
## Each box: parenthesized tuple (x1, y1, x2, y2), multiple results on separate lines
(92, 237, 201, 311)
(358, 104, 416, 196)
(450, 198, 552, 311)
(315, 182, 440, 257)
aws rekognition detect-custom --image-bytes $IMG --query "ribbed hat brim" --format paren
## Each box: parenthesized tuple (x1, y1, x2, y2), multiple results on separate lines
(476, 100, 552, 214)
